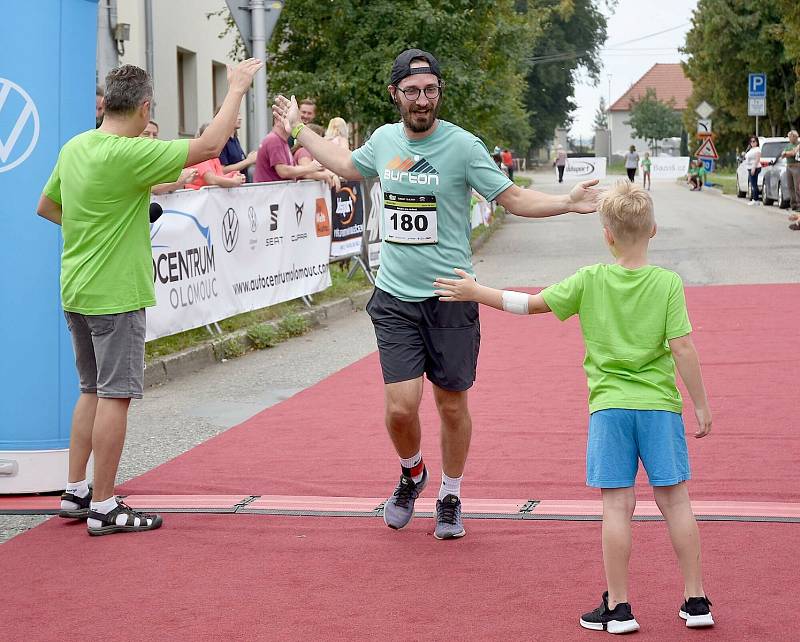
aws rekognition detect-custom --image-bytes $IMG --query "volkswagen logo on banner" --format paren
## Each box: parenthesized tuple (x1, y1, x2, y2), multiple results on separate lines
(0, 78, 40, 174)
(221, 207, 239, 252)
(247, 206, 257, 232)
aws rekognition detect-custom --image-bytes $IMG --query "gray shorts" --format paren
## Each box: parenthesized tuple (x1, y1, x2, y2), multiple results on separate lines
(366, 288, 480, 391)
(64, 309, 147, 399)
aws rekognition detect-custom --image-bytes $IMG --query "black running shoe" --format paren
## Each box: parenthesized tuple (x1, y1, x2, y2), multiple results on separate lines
(87, 499, 163, 536)
(679, 596, 714, 628)
(580, 592, 640, 634)
(58, 487, 93, 519)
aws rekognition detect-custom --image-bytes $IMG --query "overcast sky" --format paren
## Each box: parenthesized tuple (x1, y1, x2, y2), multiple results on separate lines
(569, 0, 698, 141)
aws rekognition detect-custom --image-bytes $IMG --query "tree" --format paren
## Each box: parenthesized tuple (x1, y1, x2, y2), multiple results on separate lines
(265, 0, 536, 152)
(682, 0, 799, 158)
(625, 88, 682, 154)
(521, 0, 611, 151)
(593, 96, 608, 129)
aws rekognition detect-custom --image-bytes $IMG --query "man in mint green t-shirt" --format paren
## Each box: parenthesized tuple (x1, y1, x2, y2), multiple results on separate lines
(434, 181, 715, 631)
(37, 59, 263, 536)
(272, 48, 602, 540)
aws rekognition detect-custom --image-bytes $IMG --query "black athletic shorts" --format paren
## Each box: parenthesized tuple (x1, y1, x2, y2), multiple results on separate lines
(366, 287, 480, 391)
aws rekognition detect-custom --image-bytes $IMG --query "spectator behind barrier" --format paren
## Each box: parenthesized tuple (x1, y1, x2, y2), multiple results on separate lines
(325, 117, 351, 150)
(293, 123, 325, 165)
(185, 123, 246, 189)
(141, 120, 198, 194)
(218, 109, 257, 181)
(501, 148, 514, 181)
(254, 117, 339, 188)
(95, 85, 104, 128)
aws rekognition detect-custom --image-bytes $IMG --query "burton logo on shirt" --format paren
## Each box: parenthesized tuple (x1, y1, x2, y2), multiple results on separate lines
(383, 155, 439, 186)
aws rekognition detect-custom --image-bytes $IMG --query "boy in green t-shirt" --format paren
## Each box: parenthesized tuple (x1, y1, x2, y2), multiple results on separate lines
(434, 181, 714, 633)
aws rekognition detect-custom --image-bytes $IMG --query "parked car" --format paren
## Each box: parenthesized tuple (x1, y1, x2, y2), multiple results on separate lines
(735, 137, 788, 199)
(762, 156, 792, 209)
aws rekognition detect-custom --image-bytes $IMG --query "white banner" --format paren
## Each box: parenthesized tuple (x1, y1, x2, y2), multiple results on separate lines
(650, 156, 690, 180)
(558, 157, 607, 182)
(148, 181, 332, 341)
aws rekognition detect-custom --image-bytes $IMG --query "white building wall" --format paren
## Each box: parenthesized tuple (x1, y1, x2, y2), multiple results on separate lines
(609, 111, 681, 160)
(116, 0, 247, 143)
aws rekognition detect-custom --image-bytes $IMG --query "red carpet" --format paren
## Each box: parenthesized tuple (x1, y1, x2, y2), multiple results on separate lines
(117, 284, 800, 503)
(1, 516, 795, 641)
(3, 283, 799, 640)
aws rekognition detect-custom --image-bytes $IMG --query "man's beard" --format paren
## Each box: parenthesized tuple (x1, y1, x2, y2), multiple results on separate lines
(397, 98, 441, 133)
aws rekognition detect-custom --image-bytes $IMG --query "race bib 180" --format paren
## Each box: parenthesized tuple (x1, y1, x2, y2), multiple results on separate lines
(383, 192, 438, 244)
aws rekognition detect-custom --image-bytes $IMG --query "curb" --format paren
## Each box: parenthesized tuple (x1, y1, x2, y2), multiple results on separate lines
(144, 214, 506, 388)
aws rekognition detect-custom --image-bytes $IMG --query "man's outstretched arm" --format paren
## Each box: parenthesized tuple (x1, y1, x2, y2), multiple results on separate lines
(273, 95, 362, 180)
(495, 181, 601, 218)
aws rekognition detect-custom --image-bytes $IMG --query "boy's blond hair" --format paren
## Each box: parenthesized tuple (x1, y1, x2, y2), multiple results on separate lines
(599, 180, 655, 241)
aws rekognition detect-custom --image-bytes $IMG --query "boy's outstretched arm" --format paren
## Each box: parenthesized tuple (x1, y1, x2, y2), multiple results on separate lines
(433, 269, 551, 314)
(668, 333, 712, 438)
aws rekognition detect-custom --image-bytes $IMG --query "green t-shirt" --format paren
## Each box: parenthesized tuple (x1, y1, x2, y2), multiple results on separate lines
(44, 130, 189, 314)
(785, 143, 799, 165)
(541, 264, 692, 414)
(641, 157, 651, 171)
(351, 120, 512, 301)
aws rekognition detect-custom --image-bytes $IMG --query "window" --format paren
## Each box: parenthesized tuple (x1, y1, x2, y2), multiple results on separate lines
(177, 48, 197, 136)
(212, 62, 228, 113)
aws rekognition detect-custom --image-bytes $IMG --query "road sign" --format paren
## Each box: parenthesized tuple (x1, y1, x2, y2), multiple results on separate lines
(700, 158, 715, 173)
(695, 101, 714, 119)
(695, 137, 718, 160)
(748, 97, 766, 117)
(697, 119, 712, 134)
(748, 73, 767, 98)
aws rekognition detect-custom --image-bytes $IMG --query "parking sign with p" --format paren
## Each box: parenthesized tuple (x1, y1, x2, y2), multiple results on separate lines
(748, 73, 766, 98)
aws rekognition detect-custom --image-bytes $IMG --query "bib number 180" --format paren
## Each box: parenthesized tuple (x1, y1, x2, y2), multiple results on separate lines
(390, 212, 429, 232)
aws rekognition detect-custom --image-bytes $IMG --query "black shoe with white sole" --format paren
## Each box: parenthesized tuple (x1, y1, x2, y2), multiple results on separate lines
(679, 596, 714, 628)
(58, 488, 93, 519)
(87, 500, 163, 536)
(580, 592, 640, 634)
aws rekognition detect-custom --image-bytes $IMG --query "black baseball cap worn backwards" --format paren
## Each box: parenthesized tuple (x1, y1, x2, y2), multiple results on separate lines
(390, 49, 442, 86)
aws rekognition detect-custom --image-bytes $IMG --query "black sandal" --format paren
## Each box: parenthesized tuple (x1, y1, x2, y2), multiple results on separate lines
(58, 487, 93, 519)
(87, 500, 163, 536)
(789, 223, 800, 231)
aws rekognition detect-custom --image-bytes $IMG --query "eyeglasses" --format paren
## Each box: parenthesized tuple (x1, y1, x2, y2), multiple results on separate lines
(395, 85, 442, 101)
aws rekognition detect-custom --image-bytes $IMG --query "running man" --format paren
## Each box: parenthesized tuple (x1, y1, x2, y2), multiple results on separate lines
(272, 48, 600, 539)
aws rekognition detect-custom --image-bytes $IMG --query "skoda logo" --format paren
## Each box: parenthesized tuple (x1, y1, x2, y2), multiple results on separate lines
(0, 78, 40, 174)
(221, 207, 239, 252)
(247, 205, 258, 232)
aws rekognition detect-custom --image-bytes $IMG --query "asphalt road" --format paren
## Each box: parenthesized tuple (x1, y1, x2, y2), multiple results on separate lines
(3, 176, 798, 542)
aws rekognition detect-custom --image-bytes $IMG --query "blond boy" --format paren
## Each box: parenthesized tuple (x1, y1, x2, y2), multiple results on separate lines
(434, 181, 714, 633)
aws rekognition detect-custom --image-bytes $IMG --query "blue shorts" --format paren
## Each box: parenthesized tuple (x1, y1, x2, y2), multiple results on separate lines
(586, 409, 691, 488)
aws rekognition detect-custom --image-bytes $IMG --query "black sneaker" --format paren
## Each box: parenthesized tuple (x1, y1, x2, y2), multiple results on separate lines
(679, 596, 714, 628)
(580, 592, 640, 634)
(87, 499, 163, 536)
(58, 487, 93, 519)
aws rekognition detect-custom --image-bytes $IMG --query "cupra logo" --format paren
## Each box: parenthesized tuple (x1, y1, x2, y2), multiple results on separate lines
(0, 78, 40, 173)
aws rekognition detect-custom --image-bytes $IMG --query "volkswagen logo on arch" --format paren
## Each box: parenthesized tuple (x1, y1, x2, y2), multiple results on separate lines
(221, 207, 239, 252)
(0, 77, 40, 174)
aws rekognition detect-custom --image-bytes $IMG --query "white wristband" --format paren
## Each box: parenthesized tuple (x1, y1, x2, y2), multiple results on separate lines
(501, 290, 529, 315)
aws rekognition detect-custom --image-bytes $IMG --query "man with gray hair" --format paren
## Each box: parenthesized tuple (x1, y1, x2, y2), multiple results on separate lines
(37, 58, 263, 536)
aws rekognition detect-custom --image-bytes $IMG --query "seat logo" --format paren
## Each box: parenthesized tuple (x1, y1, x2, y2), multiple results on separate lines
(0, 78, 40, 174)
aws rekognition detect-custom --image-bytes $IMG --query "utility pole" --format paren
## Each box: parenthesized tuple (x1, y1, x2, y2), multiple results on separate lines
(249, 0, 269, 139)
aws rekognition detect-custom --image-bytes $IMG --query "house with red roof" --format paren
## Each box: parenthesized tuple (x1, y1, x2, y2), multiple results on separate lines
(606, 63, 693, 159)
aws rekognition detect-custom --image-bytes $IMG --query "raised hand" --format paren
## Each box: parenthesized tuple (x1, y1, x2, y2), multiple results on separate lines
(568, 179, 602, 214)
(226, 58, 264, 94)
(272, 94, 300, 136)
(433, 268, 479, 302)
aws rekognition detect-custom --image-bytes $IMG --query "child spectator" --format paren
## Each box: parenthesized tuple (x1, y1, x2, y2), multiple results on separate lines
(434, 180, 714, 634)
(641, 151, 651, 190)
(185, 123, 246, 189)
